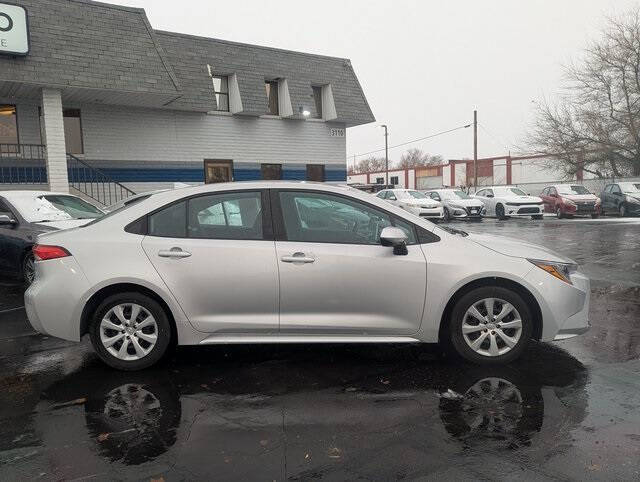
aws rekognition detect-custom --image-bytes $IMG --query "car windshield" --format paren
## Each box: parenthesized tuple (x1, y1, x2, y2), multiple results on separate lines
(440, 190, 471, 200)
(495, 187, 527, 196)
(619, 182, 640, 193)
(557, 185, 590, 195)
(12, 195, 103, 223)
(406, 190, 428, 199)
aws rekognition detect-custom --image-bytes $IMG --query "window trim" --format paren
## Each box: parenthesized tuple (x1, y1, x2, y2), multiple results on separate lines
(211, 75, 230, 112)
(127, 189, 274, 241)
(269, 188, 440, 246)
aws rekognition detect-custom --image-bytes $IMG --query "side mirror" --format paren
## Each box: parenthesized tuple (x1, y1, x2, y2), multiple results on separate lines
(380, 226, 408, 255)
(486, 193, 494, 198)
(0, 214, 17, 226)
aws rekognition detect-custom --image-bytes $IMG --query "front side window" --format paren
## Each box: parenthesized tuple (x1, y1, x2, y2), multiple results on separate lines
(312, 86, 323, 118)
(265, 80, 279, 115)
(611, 185, 622, 194)
(212, 75, 229, 112)
(261, 163, 282, 180)
(279, 191, 415, 245)
(0, 104, 18, 148)
(63, 109, 84, 154)
(376, 191, 387, 199)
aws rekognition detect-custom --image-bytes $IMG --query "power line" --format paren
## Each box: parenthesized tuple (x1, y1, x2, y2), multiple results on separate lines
(348, 123, 471, 159)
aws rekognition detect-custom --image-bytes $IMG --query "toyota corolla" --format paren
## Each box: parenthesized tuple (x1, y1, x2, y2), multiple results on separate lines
(25, 182, 590, 370)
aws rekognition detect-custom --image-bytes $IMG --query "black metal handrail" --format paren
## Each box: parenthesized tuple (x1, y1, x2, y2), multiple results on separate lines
(67, 153, 136, 207)
(0, 144, 47, 184)
(0, 143, 46, 160)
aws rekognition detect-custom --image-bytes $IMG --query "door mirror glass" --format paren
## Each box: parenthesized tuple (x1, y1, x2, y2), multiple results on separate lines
(0, 214, 17, 225)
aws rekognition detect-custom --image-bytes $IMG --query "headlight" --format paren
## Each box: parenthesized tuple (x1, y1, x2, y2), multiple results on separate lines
(528, 259, 578, 285)
(626, 196, 640, 204)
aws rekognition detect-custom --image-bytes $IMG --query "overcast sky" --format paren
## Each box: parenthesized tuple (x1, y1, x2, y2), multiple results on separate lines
(112, 0, 638, 167)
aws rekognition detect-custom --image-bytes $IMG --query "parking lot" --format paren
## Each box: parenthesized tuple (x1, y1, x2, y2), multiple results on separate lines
(0, 216, 639, 481)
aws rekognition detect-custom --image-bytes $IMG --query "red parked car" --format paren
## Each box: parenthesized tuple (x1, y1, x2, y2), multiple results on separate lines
(540, 184, 601, 218)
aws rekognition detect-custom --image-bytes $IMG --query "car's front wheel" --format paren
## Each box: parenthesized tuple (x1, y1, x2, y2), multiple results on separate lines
(89, 292, 172, 370)
(495, 204, 508, 220)
(448, 286, 533, 364)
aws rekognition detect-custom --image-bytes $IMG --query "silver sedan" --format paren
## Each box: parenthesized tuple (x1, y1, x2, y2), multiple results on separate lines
(25, 182, 590, 370)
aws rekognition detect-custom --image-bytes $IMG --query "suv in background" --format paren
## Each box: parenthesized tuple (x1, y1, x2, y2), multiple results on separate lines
(540, 185, 601, 219)
(600, 182, 640, 217)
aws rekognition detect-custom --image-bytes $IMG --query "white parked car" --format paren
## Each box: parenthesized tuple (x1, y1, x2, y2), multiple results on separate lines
(376, 188, 444, 220)
(473, 186, 544, 220)
(424, 189, 486, 221)
(25, 182, 590, 370)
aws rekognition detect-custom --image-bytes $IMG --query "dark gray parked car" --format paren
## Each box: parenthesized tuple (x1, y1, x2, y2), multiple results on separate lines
(0, 191, 103, 283)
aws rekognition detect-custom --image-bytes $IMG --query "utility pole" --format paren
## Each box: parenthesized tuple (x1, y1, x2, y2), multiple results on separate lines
(381, 124, 389, 186)
(473, 110, 478, 190)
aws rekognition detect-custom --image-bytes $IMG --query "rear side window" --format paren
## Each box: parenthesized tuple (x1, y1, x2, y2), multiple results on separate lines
(148, 201, 186, 237)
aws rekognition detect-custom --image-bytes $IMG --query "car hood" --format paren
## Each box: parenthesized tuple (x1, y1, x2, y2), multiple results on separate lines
(624, 193, 640, 201)
(34, 219, 94, 230)
(562, 194, 599, 202)
(467, 233, 575, 263)
(445, 199, 484, 208)
(403, 199, 440, 207)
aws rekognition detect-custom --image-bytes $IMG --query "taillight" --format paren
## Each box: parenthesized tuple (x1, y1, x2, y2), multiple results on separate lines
(33, 245, 71, 261)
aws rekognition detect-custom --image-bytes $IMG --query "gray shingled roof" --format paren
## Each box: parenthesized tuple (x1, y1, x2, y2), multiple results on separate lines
(156, 31, 375, 125)
(0, 0, 374, 126)
(0, 0, 180, 98)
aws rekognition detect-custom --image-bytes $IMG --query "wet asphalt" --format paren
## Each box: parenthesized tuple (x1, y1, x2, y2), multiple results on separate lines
(0, 216, 639, 481)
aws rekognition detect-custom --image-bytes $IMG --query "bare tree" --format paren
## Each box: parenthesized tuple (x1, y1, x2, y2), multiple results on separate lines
(528, 7, 640, 178)
(348, 156, 387, 174)
(397, 148, 444, 169)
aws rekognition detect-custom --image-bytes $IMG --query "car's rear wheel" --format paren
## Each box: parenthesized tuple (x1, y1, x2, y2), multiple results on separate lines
(448, 286, 533, 364)
(89, 292, 171, 370)
(22, 252, 35, 285)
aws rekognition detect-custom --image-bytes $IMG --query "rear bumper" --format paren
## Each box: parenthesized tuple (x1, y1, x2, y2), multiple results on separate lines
(24, 257, 90, 342)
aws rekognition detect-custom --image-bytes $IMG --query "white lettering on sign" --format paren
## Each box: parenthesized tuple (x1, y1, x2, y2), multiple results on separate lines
(0, 3, 29, 56)
(329, 128, 345, 138)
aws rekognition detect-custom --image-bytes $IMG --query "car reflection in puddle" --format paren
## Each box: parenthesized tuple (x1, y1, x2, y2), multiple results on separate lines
(27, 341, 589, 477)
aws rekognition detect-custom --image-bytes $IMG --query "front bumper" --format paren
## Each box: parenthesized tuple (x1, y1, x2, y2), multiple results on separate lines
(561, 203, 601, 215)
(405, 205, 445, 219)
(504, 204, 544, 216)
(449, 206, 485, 218)
(524, 266, 590, 342)
(624, 201, 640, 215)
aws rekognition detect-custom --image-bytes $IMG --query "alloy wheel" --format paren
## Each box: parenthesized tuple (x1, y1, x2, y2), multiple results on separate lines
(458, 377, 523, 434)
(461, 298, 523, 357)
(99, 303, 158, 361)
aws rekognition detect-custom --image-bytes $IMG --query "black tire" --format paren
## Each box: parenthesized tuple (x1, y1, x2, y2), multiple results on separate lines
(22, 251, 35, 285)
(89, 292, 172, 371)
(447, 286, 533, 365)
(532, 215, 543, 220)
(443, 207, 451, 221)
(556, 207, 564, 219)
(591, 213, 599, 219)
(495, 204, 508, 220)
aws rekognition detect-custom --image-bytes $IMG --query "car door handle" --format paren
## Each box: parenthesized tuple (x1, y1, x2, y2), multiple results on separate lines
(281, 252, 315, 264)
(158, 248, 192, 259)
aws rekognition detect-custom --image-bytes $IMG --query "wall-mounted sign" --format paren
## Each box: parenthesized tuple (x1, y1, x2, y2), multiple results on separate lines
(329, 128, 345, 137)
(0, 3, 29, 56)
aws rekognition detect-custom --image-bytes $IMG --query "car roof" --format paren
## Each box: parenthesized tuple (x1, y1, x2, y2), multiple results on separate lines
(0, 190, 73, 200)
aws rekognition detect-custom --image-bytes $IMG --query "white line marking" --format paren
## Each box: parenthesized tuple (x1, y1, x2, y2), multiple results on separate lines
(0, 306, 25, 314)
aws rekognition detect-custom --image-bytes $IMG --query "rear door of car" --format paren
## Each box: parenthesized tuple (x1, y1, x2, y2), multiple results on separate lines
(272, 189, 427, 335)
(141, 190, 279, 334)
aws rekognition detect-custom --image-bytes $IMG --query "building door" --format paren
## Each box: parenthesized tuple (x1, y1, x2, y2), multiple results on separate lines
(204, 160, 233, 183)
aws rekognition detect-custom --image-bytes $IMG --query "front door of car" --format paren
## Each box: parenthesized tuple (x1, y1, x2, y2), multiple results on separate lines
(141, 190, 279, 333)
(609, 185, 623, 210)
(273, 189, 427, 335)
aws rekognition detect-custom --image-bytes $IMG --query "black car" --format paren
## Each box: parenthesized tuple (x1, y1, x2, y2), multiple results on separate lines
(0, 191, 104, 283)
(600, 182, 640, 217)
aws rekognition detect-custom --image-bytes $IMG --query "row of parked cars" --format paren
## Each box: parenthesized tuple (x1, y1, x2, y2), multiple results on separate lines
(373, 181, 640, 221)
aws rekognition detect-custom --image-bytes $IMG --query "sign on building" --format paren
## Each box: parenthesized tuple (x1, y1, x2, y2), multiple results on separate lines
(0, 3, 29, 56)
(329, 128, 345, 137)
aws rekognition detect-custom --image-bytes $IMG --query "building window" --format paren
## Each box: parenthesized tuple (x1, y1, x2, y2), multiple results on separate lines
(63, 109, 84, 154)
(376, 177, 384, 184)
(390, 176, 399, 185)
(312, 86, 323, 119)
(212, 75, 229, 111)
(0, 105, 19, 149)
(306, 164, 325, 182)
(265, 80, 279, 115)
(261, 163, 282, 180)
